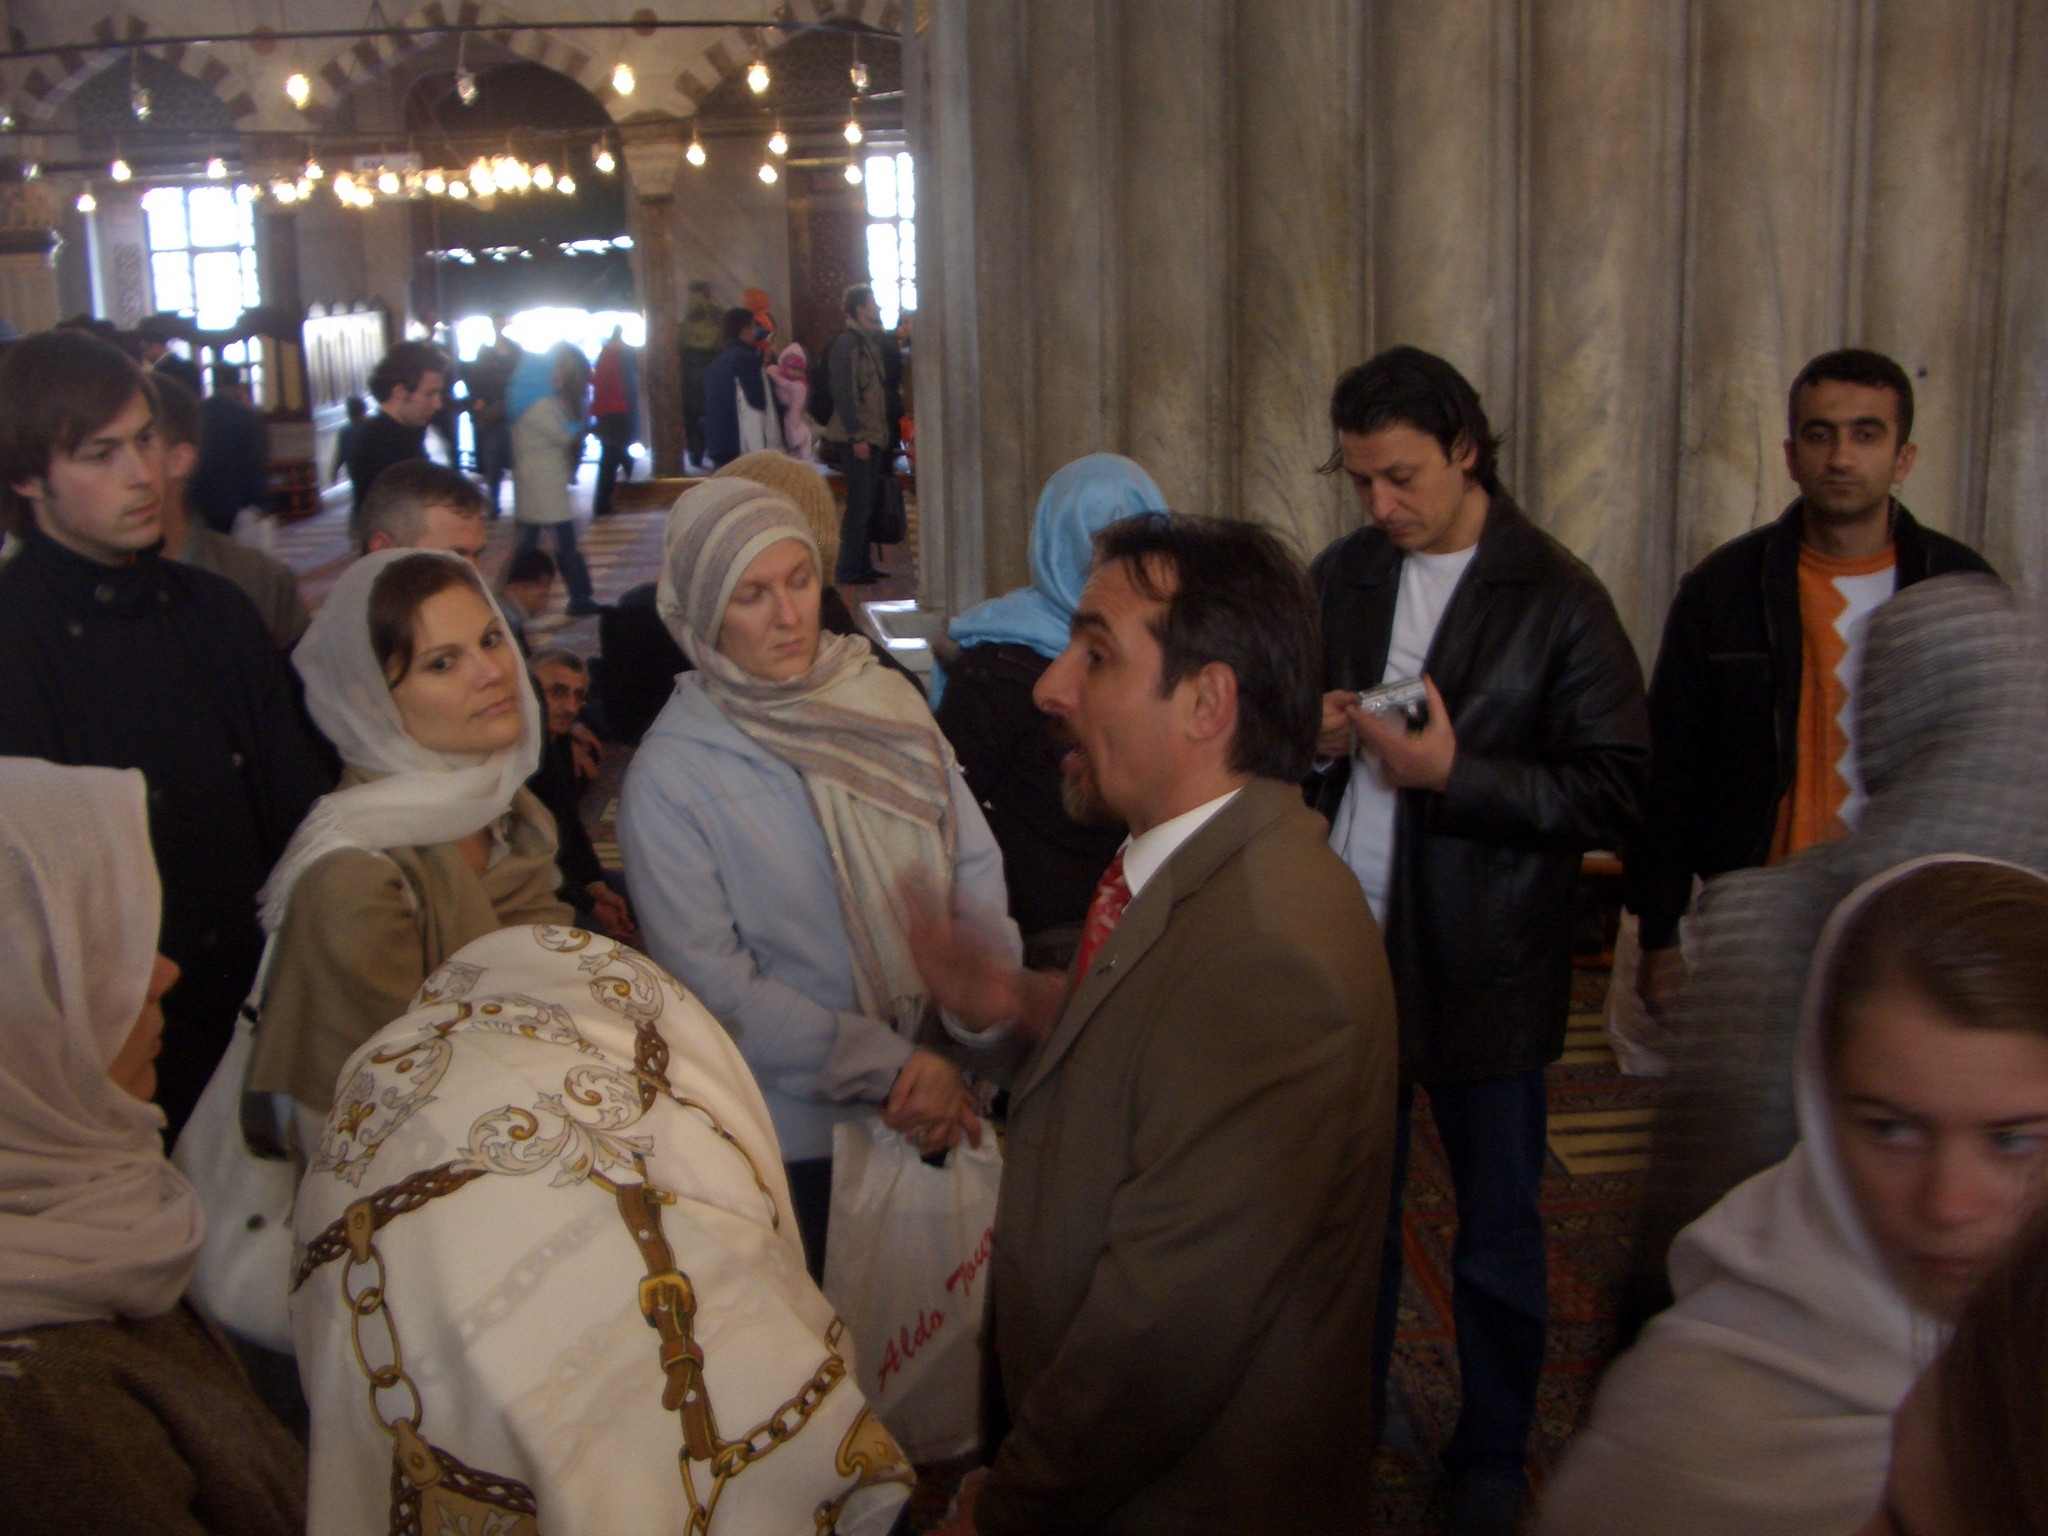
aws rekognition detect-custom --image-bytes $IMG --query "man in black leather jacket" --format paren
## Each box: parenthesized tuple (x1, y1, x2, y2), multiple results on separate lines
(1307, 347, 1648, 1536)
(1621, 349, 1994, 1029)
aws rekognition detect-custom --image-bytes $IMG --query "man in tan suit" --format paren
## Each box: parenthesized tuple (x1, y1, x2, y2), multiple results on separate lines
(909, 513, 1399, 1535)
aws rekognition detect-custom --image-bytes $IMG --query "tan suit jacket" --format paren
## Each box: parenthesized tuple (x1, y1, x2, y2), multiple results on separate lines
(978, 777, 1398, 1535)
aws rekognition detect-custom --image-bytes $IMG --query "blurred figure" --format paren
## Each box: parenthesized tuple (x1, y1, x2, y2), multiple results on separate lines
(346, 341, 449, 515)
(590, 326, 639, 518)
(701, 308, 773, 471)
(186, 362, 270, 538)
(464, 315, 522, 516)
(526, 647, 635, 940)
(821, 285, 891, 586)
(497, 544, 556, 656)
(509, 344, 600, 616)
(767, 343, 815, 461)
(679, 279, 721, 472)
(327, 394, 365, 487)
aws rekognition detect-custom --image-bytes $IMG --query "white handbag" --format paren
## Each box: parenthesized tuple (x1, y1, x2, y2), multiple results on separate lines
(170, 940, 298, 1354)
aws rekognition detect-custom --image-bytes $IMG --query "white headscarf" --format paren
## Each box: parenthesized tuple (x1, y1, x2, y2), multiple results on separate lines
(259, 548, 543, 932)
(1542, 853, 2043, 1536)
(0, 757, 205, 1332)
(294, 925, 912, 1535)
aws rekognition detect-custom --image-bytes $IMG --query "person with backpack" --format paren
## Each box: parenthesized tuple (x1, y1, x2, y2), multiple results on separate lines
(819, 285, 891, 587)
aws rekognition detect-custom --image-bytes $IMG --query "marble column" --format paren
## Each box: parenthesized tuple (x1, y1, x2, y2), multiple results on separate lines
(622, 128, 687, 478)
(1520, 0, 1689, 652)
(0, 182, 62, 337)
(1676, 0, 1866, 568)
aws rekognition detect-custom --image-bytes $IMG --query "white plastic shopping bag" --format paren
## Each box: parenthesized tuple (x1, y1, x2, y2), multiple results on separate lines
(824, 1115, 1002, 1463)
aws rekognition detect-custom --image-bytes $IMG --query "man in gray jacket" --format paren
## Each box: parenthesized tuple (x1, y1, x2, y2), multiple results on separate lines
(914, 513, 1399, 1536)
(821, 284, 891, 586)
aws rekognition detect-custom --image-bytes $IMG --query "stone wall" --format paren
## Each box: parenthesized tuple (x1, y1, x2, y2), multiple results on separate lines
(911, 0, 2048, 657)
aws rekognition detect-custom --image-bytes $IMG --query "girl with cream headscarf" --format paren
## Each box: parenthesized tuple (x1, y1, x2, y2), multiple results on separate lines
(248, 549, 570, 1139)
(618, 479, 1019, 1276)
(0, 756, 304, 1533)
(1541, 855, 2048, 1536)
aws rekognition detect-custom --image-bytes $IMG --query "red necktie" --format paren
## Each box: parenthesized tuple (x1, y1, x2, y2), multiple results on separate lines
(1072, 852, 1132, 987)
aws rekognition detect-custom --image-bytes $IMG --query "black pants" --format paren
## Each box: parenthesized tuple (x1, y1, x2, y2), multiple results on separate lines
(834, 450, 882, 584)
(592, 413, 634, 517)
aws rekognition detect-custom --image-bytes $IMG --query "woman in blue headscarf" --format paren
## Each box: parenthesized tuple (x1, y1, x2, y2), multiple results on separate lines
(931, 453, 1165, 964)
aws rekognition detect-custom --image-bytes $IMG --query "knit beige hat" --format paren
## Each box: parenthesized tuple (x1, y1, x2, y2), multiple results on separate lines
(714, 451, 840, 575)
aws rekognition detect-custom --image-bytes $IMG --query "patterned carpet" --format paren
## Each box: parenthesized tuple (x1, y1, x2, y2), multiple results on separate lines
(277, 479, 1654, 1534)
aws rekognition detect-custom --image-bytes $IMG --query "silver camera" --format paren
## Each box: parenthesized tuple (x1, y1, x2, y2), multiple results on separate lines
(1356, 677, 1429, 733)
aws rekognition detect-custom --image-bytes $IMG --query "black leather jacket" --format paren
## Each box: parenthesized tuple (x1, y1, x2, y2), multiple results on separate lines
(1620, 500, 1995, 948)
(1309, 494, 1649, 1084)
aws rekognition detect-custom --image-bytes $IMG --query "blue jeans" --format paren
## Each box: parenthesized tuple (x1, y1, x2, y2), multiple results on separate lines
(516, 519, 594, 609)
(1371, 1068, 1550, 1485)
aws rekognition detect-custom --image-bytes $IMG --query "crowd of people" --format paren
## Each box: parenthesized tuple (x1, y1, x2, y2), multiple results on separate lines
(0, 304, 2043, 1536)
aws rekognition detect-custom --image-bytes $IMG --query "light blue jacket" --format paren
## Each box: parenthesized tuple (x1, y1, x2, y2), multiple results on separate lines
(619, 671, 1018, 1161)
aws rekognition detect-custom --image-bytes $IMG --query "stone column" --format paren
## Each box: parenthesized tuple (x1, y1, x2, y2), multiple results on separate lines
(1677, 0, 1866, 568)
(0, 181, 62, 336)
(1366, 0, 1522, 456)
(622, 126, 687, 477)
(1520, 0, 1689, 653)
(1856, 0, 2016, 545)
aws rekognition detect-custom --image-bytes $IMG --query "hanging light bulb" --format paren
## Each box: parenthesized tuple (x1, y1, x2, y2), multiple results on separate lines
(455, 69, 479, 106)
(270, 179, 295, 202)
(768, 126, 788, 157)
(131, 85, 151, 121)
(295, 176, 313, 199)
(109, 157, 132, 181)
(533, 162, 554, 190)
(843, 111, 864, 146)
(593, 146, 616, 175)
(333, 171, 357, 199)
(76, 190, 97, 213)
(850, 60, 869, 91)
(758, 160, 778, 185)
(468, 158, 496, 196)
(206, 157, 228, 180)
(23, 162, 40, 181)
(448, 179, 470, 199)
(0, 110, 13, 132)
(686, 136, 707, 168)
(424, 169, 446, 195)
(303, 157, 323, 180)
(285, 72, 311, 108)
(844, 161, 863, 185)
(746, 58, 770, 94)
(611, 61, 636, 96)
(378, 168, 400, 195)
(557, 173, 576, 195)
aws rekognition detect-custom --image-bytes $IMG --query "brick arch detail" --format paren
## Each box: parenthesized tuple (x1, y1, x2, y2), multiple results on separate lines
(16, 11, 264, 127)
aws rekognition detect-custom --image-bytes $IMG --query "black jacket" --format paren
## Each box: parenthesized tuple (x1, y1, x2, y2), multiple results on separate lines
(1309, 495, 1649, 1083)
(1621, 500, 1995, 948)
(934, 641, 1125, 941)
(0, 530, 332, 1136)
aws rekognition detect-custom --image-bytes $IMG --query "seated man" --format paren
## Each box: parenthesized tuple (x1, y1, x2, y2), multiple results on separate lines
(499, 544, 556, 656)
(527, 647, 634, 941)
(353, 458, 487, 564)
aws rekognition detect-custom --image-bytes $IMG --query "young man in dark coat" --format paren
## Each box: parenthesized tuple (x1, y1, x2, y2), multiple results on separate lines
(699, 308, 769, 470)
(1309, 346, 1649, 1535)
(346, 339, 449, 516)
(0, 330, 331, 1140)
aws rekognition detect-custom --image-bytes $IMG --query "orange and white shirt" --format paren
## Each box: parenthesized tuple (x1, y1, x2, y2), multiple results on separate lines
(1771, 544, 1896, 859)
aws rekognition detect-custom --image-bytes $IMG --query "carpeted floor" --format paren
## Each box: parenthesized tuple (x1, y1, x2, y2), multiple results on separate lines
(277, 473, 1654, 1534)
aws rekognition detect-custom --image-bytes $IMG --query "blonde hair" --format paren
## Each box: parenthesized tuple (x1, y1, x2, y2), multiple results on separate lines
(714, 452, 839, 576)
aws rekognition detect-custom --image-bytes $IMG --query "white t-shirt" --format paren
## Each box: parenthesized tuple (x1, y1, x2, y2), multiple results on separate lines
(1328, 545, 1478, 923)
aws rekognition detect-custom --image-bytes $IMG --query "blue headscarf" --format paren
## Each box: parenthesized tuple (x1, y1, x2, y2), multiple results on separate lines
(932, 453, 1166, 704)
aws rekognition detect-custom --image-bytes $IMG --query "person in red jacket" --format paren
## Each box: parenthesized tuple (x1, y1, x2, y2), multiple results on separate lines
(589, 328, 639, 519)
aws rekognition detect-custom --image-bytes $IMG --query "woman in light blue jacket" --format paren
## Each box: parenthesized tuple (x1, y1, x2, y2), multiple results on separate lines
(619, 479, 1017, 1277)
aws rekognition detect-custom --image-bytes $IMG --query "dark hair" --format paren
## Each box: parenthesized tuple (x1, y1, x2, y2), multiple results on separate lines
(843, 284, 875, 318)
(1321, 345, 1505, 491)
(367, 340, 451, 404)
(1935, 1205, 2048, 1536)
(1823, 862, 2048, 1061)
(505, 546, 557, 585)
(354, 459, 488, 553)
(0, 330, 156, 536)
(368, 553, 489, 682)
(1090, 513, 1321, 781)
(344, 393, 367, 422)
(721, 307, 756, 344)
(1788, 348, 1915, 444)
(211, 361, 245, 394)
(150, 372, 201, 450)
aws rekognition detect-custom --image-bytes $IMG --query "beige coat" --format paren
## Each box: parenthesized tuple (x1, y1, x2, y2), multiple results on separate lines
(249, 783, 569, 1112)
(977, 778, 1399, 1535)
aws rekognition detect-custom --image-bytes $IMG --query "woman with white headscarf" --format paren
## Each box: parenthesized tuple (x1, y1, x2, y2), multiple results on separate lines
(292, 924, 914, 1536)
(618, 480, 1019, 1276)
(1540, 855, 2048, 1536)
(248, 548, 570, 1136)
(0, 756, 304, 1533)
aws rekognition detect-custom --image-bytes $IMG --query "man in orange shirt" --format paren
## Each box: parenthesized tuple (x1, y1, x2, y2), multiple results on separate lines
(1623, 350, 1995, 1024)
